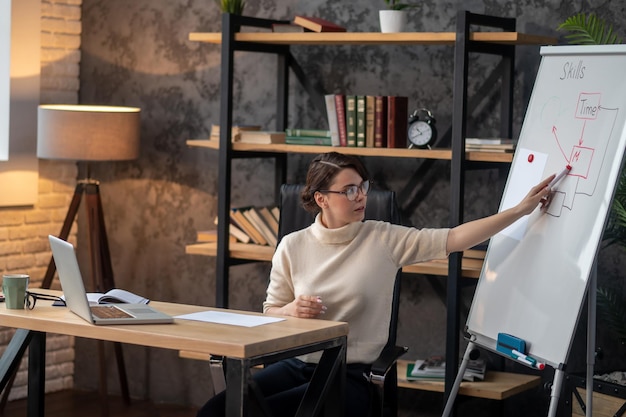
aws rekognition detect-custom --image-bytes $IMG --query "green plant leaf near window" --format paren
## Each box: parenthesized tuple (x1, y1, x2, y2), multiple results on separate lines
(216, 0, 245, 15)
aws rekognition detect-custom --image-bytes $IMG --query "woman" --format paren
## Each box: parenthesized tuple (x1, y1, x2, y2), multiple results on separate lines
(198, 152, 554, 417)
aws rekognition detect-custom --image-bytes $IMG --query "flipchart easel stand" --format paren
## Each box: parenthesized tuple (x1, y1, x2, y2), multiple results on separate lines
(441, 261, 598, 417)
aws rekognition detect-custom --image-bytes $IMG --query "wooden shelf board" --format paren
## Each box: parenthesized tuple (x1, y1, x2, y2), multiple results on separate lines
(186, 139, 513, 163)
(397, 360, 541, 400)
(186, 242, 485, 278)
(186, 242, 275, 261)
(189, 32, 556, 46)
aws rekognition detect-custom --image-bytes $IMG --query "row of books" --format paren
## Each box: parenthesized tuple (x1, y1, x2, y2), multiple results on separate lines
(271, 15, 346, 33)
(405, 355, 487, 382)
(197, 206, 280, 247)
(209, 124, 517, 153)
(210, 125, 332, 146)
(325, 94, 409, 148)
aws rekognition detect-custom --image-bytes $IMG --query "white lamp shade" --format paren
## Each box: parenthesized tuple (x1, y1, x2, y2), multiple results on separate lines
(37, 104, 141, 161)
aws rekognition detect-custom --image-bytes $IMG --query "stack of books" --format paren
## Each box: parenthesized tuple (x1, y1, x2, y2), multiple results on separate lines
(236, 131, 286, 144)
(406, 355, 487, 382)
(292, 16, 346, 32)
(210, 124, 261, 142)
(465, 138, 516, 153)
(324, 94, 409, 148)
(198, 206, 280, 247)
(285, 128, 333, 146)
(229, 206, 280, 247)
(272, 16, 346, 33)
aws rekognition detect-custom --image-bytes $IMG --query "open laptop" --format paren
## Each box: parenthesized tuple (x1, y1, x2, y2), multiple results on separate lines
(48, 235, 174, 325)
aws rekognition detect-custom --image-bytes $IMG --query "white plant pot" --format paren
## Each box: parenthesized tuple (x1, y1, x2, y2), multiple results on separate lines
(379, 10, 408, 33)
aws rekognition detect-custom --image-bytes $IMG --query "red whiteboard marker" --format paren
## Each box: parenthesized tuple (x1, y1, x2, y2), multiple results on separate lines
(548, 164, 572, 189)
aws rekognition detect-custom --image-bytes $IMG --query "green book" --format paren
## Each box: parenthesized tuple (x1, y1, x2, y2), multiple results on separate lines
(356, 95, 366, 147)
(345, 95, 357, 147)
(286, 136, 333, 146)
(285, 128, 332, 138)
(405, 362, 444, 381)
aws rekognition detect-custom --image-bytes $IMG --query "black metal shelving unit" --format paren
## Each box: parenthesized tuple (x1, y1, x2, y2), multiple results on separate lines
(202, 9, 550, 407)
(447, 10, 516, 399)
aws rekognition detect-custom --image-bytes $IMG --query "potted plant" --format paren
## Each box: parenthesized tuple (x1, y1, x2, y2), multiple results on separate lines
(216, 0, 245, 15)
(379, 0, 418, 33)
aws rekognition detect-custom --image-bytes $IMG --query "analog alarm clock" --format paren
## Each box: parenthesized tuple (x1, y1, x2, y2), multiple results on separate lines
(407, 108, 437, 149)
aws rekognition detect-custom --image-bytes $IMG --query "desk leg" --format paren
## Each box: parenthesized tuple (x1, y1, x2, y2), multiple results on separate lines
(225, 358, 250, 417)
(297, 337, 347, 417)
(0, 329, 33, 392)
(28, 331, 46, 417)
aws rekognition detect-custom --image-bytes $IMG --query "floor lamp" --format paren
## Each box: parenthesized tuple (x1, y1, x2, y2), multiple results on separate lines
(37, 104, 141, 413)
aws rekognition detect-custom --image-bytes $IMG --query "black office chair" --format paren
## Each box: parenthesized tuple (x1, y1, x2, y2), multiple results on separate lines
(278, 184, 408, 417)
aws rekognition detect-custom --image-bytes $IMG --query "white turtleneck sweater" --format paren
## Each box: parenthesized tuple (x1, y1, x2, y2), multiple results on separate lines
(263, 214, 449, 364)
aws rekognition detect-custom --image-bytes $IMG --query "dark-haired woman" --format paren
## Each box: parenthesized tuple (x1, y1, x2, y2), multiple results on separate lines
(198, 152, 554, 417)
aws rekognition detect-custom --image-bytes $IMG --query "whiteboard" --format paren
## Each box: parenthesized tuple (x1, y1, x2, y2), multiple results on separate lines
(466, 45, 626, 369)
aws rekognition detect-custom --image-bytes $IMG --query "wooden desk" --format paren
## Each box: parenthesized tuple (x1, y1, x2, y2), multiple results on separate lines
(0, 291, 348, 417)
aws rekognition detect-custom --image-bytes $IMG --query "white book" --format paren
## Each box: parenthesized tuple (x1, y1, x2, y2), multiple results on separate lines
(465, 137, 515, 145)
(325, 94, 341, 146)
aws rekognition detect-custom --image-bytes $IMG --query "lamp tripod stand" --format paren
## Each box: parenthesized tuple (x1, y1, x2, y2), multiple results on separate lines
(42, 179, 131, 412)
(0, 179, 131, 416)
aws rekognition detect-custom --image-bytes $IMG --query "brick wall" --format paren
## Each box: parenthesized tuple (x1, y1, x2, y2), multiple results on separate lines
(0, 0, 82, 401)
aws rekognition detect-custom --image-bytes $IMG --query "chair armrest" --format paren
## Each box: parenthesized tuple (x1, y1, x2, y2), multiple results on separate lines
(368, 345, 408, 385)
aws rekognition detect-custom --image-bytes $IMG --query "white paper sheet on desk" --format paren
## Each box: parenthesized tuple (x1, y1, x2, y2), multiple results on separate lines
(175, 311, 285, 327)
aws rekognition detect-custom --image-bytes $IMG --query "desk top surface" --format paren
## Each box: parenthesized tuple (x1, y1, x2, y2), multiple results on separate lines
(0, 290, 348, 359)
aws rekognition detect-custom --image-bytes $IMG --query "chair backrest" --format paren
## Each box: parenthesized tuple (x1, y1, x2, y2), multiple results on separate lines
(277, 184, 402, 347)
(278, 184, 404, 417)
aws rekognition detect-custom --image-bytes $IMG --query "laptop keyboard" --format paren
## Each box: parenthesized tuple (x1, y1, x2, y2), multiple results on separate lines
(90, 305, 133, 319)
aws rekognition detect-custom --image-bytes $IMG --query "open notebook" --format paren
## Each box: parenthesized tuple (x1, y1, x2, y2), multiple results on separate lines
(48, 235, 173, 325)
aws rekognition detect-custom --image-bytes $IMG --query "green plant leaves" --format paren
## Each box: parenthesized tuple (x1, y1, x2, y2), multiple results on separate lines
(557, 13, 622, 45)
(216, 0, 245, 15)
(383, 0, 417, 11)
(597, 287, 626, 345)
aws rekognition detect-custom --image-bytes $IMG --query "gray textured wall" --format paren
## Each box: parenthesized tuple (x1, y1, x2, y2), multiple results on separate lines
(77, 0, 626, 415)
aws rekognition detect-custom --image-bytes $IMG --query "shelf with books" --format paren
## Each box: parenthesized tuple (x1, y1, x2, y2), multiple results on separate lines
(189, 11, 555, 404)
(186, 139, 514, 163)
(396, 360, 541, 400)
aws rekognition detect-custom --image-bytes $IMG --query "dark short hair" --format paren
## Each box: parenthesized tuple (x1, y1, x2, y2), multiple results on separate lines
(301, 152, 369, 213)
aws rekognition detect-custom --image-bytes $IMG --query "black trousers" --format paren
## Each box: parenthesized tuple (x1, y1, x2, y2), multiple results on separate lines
(197, 358, 371, 417)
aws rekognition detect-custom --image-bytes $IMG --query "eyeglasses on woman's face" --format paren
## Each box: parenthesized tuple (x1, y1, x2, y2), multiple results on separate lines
(318, 180, 371, 201)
